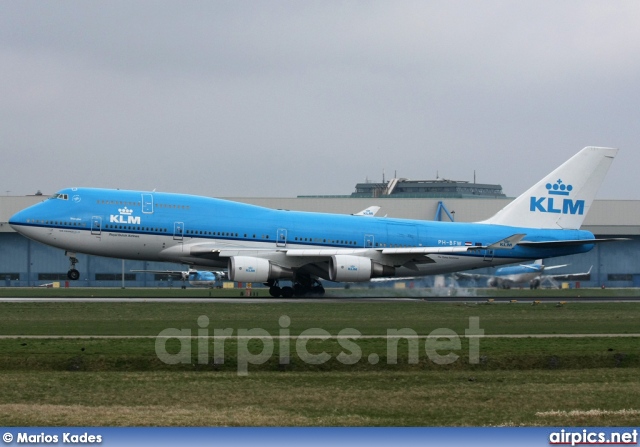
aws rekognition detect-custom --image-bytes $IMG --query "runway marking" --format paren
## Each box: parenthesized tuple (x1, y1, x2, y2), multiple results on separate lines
(536, 409, 640, 417)
(2, 297, 640, 304)
(0, 298, 422, 303)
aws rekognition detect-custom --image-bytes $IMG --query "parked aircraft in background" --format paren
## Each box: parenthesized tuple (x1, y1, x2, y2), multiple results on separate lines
(454, 260, 592, 289)
(9, 147, 623, 297)
(353, 206, 381, 217)
(131, 269, 227, 289)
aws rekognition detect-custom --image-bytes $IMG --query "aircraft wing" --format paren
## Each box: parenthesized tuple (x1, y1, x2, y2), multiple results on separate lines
(189, 234, 526, 267)
(131, 269, 227, 280)
(279, 233, 527, 257)
(540, 264, 569, 271)
(131, 269, 193, 279)
(370, 276, 423, 282)
(547, 266, 592, 282)
(453, 271, 492, 281)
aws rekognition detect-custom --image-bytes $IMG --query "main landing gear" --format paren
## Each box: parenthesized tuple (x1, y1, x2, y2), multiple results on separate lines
(267, 278, 325, 298)
(65, 251, 80, 281)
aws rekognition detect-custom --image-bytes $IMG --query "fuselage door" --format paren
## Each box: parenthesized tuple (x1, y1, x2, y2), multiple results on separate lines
(277, 228, 287, 247)
(142, 194, 154, 214)
(91, 216, 102, 235)
(174, 222, 184, 241)
(483, 249, 495, 262)
(364, 234, 375, 248)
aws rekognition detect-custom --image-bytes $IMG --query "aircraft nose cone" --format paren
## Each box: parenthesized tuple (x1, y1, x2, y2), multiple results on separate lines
(8, 210, 25, 231)
(8, 208, 35, 235)
(8, 205, 51, 242)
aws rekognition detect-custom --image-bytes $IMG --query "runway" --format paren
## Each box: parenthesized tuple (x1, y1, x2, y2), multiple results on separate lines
(1, 333, 639, 339)
(1, 296, 640, 303)
(0, 297, 421, 303)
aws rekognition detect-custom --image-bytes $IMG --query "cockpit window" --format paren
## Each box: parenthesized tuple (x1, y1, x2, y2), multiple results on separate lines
(50, 193, 69, 200)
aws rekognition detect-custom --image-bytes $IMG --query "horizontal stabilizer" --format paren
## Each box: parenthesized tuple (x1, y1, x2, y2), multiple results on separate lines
(518, 238, 629, 248)
(483, 233, 526, 250)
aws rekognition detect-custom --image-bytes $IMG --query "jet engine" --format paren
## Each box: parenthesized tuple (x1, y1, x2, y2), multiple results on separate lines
(488, 277, 511, 289)
(329, 255, 395, 282)
(228, 256, 294, 283)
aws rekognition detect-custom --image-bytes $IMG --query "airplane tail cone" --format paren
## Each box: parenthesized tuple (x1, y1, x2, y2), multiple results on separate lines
(481, 147, 617, 230)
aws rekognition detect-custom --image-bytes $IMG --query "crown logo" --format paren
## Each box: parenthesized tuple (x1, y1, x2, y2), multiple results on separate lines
(546, 179, 573, 196)
(118, 207, 133, 215)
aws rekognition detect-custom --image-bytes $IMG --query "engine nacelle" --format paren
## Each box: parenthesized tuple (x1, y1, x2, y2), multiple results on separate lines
(228, 256, 294, 283)
(488, 277, 511, 289)
(329, 255, 395, 282)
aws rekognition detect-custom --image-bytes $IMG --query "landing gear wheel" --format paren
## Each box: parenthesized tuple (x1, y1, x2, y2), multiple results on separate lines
(269, 286, 282, 298)
(281, 286, 294, 298)
(292, 278, 325, 297)
(66, 252, 80, 281)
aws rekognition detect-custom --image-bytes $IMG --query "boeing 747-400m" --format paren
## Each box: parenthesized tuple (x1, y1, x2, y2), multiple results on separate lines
(9, 146, 622, 297)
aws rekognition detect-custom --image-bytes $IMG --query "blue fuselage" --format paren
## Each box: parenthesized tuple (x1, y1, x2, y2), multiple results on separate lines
(9, 188, 595, 278)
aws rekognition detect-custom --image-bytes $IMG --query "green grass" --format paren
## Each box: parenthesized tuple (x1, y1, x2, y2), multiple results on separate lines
(1, 369, 639, 426)
(0, 337, 637, 372)
(1, 299, 639, 426)
(0, 286, 639, 298)
(0, 301, 639, 335)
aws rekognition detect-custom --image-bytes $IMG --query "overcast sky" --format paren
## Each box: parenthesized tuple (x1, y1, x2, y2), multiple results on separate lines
(1, 1, 639, 199)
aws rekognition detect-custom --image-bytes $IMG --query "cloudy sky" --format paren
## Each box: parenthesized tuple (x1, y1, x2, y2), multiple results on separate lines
(1, 1, 639, 199)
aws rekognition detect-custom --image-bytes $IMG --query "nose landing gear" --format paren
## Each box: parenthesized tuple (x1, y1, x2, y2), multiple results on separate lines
(65, 251, 80, 280)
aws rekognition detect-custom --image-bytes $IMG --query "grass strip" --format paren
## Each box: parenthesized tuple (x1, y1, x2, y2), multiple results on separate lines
(0, 337, 637, 372)
(1, 287, 640, 298)
(0, 369, 639, 426)
(1, 302, 639, 336)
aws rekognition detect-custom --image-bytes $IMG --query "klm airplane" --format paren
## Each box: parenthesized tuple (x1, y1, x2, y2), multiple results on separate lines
(9, 147, 621, 297)
(455, 260, 593, 289)
(130, 269, 227, 289)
